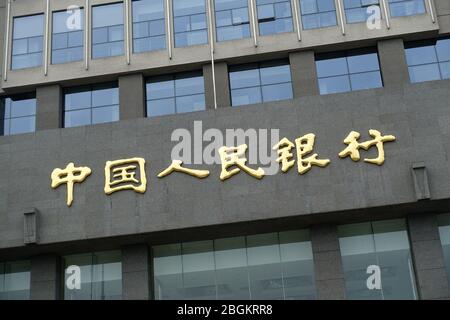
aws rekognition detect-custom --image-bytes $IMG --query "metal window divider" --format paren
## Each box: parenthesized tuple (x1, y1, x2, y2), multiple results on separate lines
(3, 0, 11, 81)
(85, 0, 90, 70)
(125, 0, 131, 65)
(166, 0, 173, 59)
(291, 0, 301, 41)
(248, 0, 258, 47)
(44, 0, 50, 76)
(335, 0, 345, 35)
(427, 0, 436, 23)
(381, 0, 390, 29)
(207, 0, 218, 110)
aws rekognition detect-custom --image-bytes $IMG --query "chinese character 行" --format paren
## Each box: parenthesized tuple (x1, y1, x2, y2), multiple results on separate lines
(338, 129, 396, 165)
(51, 162, 91, 207)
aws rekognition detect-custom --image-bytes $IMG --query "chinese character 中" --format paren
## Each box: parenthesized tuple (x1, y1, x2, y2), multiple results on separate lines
(51, 162, 91, 207)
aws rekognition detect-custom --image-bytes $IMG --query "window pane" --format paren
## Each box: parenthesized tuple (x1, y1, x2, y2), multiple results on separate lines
(13, 15, 44, 39)
(438, 214, 450, 290)
(133, 0, 165, 22)
(147, 97, 176, 117)
(408, 64, 441, 83)
(176, 94, 205, 113)
(175, 74, 204, 96)
(389, 0, 425, 17)
(147, 77, 175, 99)
(405, 45, 438, 66)
(436, 39, 450, 62)
(440, 61, 450, 80)
(65, 109, 91, 128)
(216, 10, 233, 27)
(12, 39, 28, 55)
(316, 57, 348, 78)
(262, 82, 293, 102)
(318, 75, 351, 94)
(12, 52, 42, 70)
(92, 86, 119, 107)
(92, 3, 124, 28)
(347, 52, 380, 73)
(92, 105, 119, 124)
(65, 89, 91, 111)
(217, 24, 250, 41)
(153, 244, 183, 299)
(10, 98, 36, 117)
(229, 67, 260, 89)
(9, 117, 35, 135)
(0, 261, 31, 300)
(350, 71, 382, 91)
(52, 33, 68, 50)
(231, 87, 262, 106)
(260, 64, 291, 85)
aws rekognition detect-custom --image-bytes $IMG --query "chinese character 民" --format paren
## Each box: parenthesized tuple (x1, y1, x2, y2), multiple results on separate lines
(104, 157, 147, 195)
(51, 162, 91, 207)
(219, 144, 265, 181)
(295, 133, 330, 174)
(338, 129, 396, 165)
(157, 160, 210, 179)
(273, 137, 295, 173)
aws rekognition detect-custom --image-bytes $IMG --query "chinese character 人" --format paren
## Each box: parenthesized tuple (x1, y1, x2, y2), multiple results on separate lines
(157, 160, 210, 179)
(104, 157, 147, 195)
(51, 162, 91, 207)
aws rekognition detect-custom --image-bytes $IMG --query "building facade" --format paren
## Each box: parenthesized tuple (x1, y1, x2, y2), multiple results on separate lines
(0, 0, 450, 300)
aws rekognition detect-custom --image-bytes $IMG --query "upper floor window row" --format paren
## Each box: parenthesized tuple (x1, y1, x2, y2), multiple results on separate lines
(10, 0, 430, 70)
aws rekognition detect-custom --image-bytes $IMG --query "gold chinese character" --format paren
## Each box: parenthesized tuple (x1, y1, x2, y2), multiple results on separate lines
(51, 162, 92, 207)
(338, 129, 396, 165)
(295, 134, 330, 174)
(273, 137, 295, 173)
(104, 157, 147, 195)
(219, 144, 265, 181)
(157, 160, 210, 179)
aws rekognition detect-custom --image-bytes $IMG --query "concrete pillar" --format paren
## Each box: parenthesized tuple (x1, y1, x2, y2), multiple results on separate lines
(408, 213, 450, 299)
(122, 244, 151, 300)
(30, 254, 62, 300)
(289, 51, 319, 98)
(203, 62, 231, 109)
(36, 85, 63, 130)
(377, 38, 410, 89)
(311, 224, 346, 300)
(119, 73, 146, 120)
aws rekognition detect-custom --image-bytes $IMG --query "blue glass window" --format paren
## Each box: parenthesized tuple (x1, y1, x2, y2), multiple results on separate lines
(344, 0, 380, 23)
(438, 214, 450, 290)
(215, 0, 250, 42)
(338, 219, 417, 300)
(12, 14, 44, 69)
(0, 260, 30, 300)
(388, 0, 425, 17)
(405, 38, 450, 83)
(316, 48, 383, 95)
(256, 0, 293, 36)
(52, 10, 84, 64)
(173, 0, 208, 47)
(0, 94, 36, 136)
(153, 230, 316, 300)
(229, 60, 293, 106)
(132, 0, 166, 53)
(146, 71, 205, 117)
(92, 3, 124, 59)
(299, 0, 337, 30)
(64, 83, 119, 128)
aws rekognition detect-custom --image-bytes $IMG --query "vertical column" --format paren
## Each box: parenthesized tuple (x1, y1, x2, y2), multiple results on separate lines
(289, 51, 319, 98)
(311, 224, 346, 300)
(122, 244, 151, 300)
(377, 38, 410, 89)
(36, 84, 63, 130)
(203, 62, 231, 109)
(30, 254, 62, 300)
(119, 73, 146, 120)
(0, 0, 6, 86)
(408, 213, 450, 300)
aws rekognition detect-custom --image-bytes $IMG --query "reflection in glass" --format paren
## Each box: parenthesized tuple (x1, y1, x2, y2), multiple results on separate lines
(92, 3, 124, 59)
(12, 14, 44, 69)
(229, 60, 293, 107)
(52, 10, 84, 64)
(0, 94, 36, 136)
(63, 251, 122, 300)
(316, 49, 382, 95)
(153, 230, 316, 300)
(338, 219, 418, 300)
(0, 260, 30, 300)
(299, 0, 337, 30)
(405, 38, 450, 83)
(64, 83, 119, 127)
(173, 0, 208, 47)
(215, 0, 250, 41)
(132, 0, 166, 53)
(343, 0, 380, 24)
(388, 0, 425, 17)
(438, 214, 450, 289)
(146, 71, 205, 116)
(256, 0, 293, 36)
